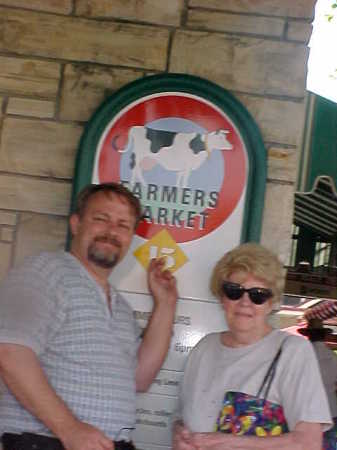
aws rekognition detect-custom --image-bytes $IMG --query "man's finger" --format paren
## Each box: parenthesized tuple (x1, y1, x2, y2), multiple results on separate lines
(100, 437, 114, 450)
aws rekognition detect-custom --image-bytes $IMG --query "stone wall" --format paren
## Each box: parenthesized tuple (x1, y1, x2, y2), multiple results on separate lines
(0, 0, 316, 279)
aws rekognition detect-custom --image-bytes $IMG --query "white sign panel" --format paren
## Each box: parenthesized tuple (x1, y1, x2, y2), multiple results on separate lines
(73, 74, 267, 450)
(126, 294, 227, 448)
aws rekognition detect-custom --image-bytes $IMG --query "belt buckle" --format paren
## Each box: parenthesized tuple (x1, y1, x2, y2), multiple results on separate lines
(115, 441, 135, 450)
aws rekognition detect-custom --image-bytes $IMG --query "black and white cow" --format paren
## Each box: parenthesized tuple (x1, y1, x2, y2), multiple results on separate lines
(115, 126, 233, 187)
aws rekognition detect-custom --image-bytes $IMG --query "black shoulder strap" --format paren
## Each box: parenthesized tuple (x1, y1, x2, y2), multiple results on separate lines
(256, 336, 289, 401)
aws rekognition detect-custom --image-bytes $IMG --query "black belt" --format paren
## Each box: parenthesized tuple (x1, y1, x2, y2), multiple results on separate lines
(2, 433, 64, 450)
(1, 433, 136, 450)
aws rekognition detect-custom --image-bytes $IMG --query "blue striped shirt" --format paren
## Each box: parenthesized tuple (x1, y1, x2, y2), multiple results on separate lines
(0, 251, 141, 440)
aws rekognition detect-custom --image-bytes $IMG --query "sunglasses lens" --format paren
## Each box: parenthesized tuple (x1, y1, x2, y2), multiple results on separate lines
(222, 282, 244, 300)
(249, 288, 273, 305)
(222, 282, 273, 304)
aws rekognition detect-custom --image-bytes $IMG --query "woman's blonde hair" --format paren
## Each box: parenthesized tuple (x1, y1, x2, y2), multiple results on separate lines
(210, 242, 285, 305)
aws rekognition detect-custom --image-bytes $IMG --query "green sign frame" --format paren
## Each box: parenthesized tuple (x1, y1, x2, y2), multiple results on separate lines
(70, 73, 267, 243)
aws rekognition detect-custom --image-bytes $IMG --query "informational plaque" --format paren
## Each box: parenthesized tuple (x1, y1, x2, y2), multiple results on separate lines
(126, 293, 226, 448)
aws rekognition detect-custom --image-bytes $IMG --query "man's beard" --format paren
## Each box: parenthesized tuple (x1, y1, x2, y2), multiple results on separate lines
(87, 236, 121, 269)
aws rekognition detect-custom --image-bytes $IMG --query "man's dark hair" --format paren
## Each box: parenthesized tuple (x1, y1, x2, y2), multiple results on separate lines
(74, 183, 142, 227)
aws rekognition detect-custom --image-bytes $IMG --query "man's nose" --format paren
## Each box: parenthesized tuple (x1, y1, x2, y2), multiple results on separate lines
(105, 221, 118, 236)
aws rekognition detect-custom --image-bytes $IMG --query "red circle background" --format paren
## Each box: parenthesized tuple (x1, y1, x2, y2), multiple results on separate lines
(97, 94, 247, 243)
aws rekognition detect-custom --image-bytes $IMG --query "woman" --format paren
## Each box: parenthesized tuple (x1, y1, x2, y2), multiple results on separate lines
(173, 243, 332, 450)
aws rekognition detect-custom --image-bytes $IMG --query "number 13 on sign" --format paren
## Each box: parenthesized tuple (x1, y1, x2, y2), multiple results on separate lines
(150, 246, 175, 269)
(133, 230, 189, 273)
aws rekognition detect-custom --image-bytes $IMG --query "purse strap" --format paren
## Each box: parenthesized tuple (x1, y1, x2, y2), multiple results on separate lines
(256, 337, 289, 401)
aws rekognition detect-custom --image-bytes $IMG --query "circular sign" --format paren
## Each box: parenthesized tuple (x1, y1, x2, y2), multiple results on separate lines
(71, 73, 267, 248)
(93, 92, 247, 243)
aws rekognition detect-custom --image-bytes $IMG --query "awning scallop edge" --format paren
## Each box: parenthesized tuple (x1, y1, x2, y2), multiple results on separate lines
(294, 175, 337, 238)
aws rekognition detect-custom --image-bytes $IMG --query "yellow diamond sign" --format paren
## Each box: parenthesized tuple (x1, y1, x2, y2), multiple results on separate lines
(133, 229, 188, 273)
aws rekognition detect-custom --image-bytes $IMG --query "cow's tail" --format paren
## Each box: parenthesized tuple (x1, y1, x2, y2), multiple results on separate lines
(111, 134, 133, 153)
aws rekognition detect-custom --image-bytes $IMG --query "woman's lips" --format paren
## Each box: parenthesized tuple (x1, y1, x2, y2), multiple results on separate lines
(235, 311, 253, 318)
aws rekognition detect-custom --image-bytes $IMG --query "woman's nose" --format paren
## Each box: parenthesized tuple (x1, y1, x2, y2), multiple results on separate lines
(239, 292, 252, 305)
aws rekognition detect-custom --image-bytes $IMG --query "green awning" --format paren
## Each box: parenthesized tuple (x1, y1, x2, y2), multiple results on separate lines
(294, 175, 337, 239)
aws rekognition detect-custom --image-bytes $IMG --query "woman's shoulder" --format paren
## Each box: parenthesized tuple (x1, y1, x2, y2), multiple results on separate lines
(194, 332, 222, 348)
(183, 332, 223, 374)
(270, 329, 315, 356)
(188, 332, 222, 358)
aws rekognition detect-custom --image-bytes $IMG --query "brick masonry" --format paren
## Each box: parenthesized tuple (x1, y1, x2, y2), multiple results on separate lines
(0, 0, 315, 278)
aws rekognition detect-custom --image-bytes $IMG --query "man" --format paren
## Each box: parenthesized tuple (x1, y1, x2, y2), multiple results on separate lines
(0, 183, 178, 450)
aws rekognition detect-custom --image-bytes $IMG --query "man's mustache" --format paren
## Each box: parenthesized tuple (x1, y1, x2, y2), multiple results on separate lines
(94, 236, 122, 248)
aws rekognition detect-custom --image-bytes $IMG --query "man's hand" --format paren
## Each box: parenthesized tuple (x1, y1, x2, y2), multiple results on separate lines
(147, 257, 178, 308)
(61, 420, 114, 450)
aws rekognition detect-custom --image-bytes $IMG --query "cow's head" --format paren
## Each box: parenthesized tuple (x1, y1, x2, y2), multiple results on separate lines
(205, 130, 233, 157)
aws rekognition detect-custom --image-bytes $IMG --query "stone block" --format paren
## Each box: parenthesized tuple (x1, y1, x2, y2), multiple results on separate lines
(0, 211, 17, 226)
(14, 213, 68, 266)
(60, 64, 142, 121)
(287, 20, 312, 43)
(170, 31, 308, 98)
(1, 227, 14, 242)
(189, 0, 316, 19)
(0, 242, 12, 281)
(0, 8, 169, 70)
(0, 174, 71, 215)
(0, 0, 72, 14)
(235, 94, 306, 146)
(267, 146, 299, 183)
(260, 182, 295, 265)
(187, 9, 284, 37)
(0, 56, 60, 97)
(0, 118, 82, 178)
(76, 0, 183, 26)
(7, 97, 55, 118)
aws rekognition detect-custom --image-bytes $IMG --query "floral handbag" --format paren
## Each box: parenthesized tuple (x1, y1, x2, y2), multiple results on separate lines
(215, 342, 336, 449)
(215, 343, 289, 437)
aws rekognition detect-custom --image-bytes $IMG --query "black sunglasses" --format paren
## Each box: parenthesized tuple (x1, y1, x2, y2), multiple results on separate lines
(221, 281, 273, 305)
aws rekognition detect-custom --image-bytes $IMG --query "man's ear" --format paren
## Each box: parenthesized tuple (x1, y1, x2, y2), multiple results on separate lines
(69, 214, 80, 237)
